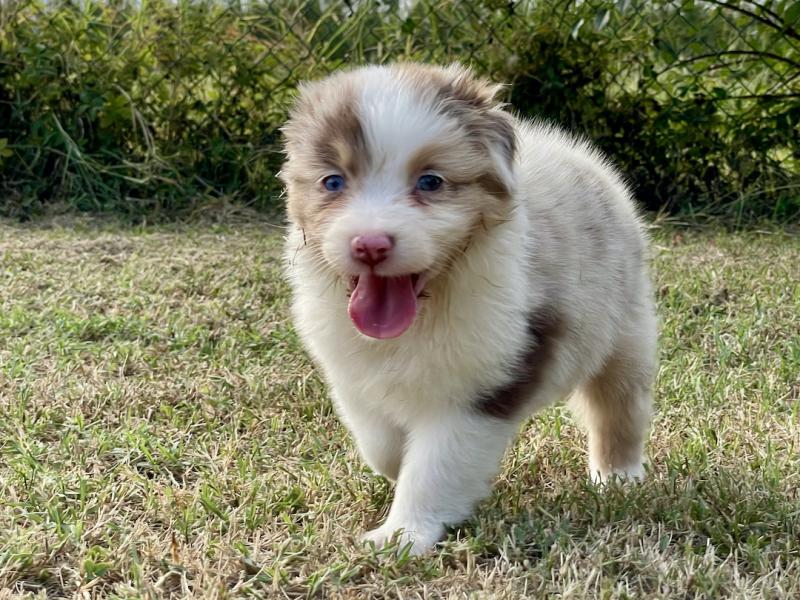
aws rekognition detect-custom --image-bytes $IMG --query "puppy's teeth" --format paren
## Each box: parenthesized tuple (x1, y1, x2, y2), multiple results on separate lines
(413, 273, 428, 296)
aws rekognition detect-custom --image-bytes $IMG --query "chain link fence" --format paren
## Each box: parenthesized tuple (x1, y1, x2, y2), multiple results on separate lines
(1, 0, 798, 218)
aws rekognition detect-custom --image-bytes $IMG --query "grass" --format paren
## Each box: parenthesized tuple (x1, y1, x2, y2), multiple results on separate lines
(0, 216, 798, 599)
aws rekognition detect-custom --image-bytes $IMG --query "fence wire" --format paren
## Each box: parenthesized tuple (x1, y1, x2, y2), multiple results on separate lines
(1, 0, 798, 216)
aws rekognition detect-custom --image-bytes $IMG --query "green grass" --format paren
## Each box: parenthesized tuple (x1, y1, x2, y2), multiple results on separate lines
(0, 217, 798, 598)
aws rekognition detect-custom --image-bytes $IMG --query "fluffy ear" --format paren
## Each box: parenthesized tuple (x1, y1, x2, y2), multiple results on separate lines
(438, 64, 517, 198)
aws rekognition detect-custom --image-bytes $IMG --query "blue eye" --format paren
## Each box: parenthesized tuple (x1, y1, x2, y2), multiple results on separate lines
(322, 174, 345, 192)
(416, 174, 443, 192)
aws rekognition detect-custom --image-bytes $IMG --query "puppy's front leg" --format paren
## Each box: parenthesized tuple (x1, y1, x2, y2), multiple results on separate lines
(361, 410, 516, 555)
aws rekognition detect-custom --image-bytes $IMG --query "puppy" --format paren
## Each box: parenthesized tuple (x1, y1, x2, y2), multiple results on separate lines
(281, 63, 657, 555)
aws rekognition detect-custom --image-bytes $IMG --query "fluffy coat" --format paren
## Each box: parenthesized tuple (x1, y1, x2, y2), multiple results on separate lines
(281, 63, 657, 554)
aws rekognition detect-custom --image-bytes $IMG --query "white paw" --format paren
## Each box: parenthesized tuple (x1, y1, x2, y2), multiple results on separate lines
(360, 522, 444, 556)
(590, 461, 645, 484)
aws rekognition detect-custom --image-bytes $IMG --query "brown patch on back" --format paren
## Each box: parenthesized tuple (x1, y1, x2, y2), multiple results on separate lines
(475, 308, 565, 419)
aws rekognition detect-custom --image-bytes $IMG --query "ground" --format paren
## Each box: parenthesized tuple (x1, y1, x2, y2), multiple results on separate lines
(0, 216, 798, 599)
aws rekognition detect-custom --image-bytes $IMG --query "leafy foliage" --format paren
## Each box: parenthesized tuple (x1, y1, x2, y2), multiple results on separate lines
(0, 0, 798, 219)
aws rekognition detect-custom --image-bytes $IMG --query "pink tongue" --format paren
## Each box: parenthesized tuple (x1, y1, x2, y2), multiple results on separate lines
(348, 274, 418, 339)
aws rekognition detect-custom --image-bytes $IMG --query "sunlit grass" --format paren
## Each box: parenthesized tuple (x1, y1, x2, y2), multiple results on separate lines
(0, 217, 797, 598)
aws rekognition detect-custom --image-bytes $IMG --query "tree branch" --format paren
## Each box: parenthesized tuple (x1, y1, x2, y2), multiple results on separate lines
(657, 50, 800, 75)
(702, 0, 800, 43)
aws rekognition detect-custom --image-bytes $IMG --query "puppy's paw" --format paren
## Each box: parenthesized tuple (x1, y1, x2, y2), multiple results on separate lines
(360, 522, 444, 556)
(590, 461, 645, 484)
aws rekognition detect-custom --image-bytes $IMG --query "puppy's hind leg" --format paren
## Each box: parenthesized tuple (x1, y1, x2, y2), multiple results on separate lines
(570, 325, 656, 483)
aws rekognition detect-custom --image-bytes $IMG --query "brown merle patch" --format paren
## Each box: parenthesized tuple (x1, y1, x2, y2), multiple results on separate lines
(475, 308, 565, 419)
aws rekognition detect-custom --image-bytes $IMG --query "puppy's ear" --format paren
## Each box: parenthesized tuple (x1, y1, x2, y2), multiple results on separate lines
(439, 64, 517, 198)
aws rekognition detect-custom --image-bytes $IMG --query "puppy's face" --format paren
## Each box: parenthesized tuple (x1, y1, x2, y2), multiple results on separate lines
(281, 64, 516, 339)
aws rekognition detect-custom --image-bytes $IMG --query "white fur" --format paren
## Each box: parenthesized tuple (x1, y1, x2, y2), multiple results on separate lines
(283, 65, 657, 555)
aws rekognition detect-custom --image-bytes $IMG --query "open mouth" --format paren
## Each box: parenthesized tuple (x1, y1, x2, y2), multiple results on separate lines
(347, 272, 428, 339)
(349, 272, 428, 297)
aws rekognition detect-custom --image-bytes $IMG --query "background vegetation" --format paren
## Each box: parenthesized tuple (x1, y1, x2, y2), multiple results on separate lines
(1, 2, 798, 596)
(0, 0, 800, 218)
(1, 0, 799, 220)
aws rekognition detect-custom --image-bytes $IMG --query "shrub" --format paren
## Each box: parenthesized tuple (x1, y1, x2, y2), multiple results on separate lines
(0, 0, 798, 220)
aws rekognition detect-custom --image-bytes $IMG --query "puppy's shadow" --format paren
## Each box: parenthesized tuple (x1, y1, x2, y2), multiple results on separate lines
(447, 461, 793, 565)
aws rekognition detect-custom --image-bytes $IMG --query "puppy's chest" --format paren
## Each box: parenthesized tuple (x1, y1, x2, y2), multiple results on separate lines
(324, 305, 529, 420)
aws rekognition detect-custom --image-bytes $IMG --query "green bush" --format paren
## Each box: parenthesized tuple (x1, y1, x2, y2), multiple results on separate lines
(0, 0, 303, 217)
(1, 0, 798, 220)
(481, 1, 800, 217)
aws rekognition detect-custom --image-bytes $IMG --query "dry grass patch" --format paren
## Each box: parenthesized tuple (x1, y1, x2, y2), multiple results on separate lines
(0, 219, 798, 599)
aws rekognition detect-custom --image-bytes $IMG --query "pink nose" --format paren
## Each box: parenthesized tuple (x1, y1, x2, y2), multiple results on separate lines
(350, 233, 394, 267)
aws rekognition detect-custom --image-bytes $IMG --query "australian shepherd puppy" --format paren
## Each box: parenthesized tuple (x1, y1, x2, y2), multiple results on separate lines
(280, 63, 657, 555)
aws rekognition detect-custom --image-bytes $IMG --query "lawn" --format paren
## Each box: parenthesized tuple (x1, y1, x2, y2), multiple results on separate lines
(0, 217, 798, 599)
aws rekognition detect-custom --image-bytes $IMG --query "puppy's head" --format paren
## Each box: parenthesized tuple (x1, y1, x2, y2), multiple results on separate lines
(281, 63, 517, 339)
